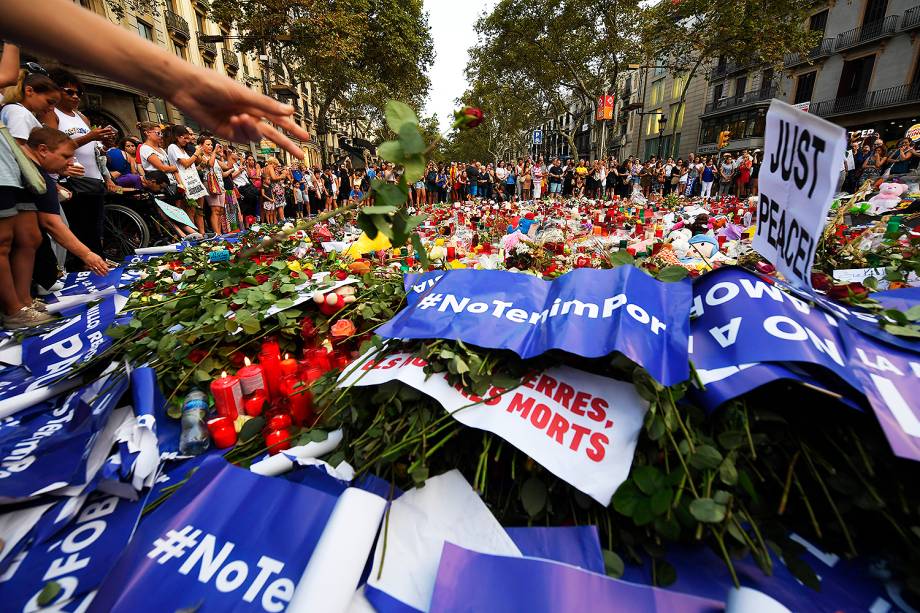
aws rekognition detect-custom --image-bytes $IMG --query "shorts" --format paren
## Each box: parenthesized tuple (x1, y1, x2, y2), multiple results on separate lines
(469, 184, 478, 196)
(205, 193, 225, 209)
(15, 200, 37, 212)
(549, 182, 561, 194)
(0, 186, 20, 218)
(294, 189, 304, 204)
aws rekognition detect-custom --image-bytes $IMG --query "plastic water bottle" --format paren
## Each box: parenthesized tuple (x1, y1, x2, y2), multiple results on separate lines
(179, 389, 210, 456)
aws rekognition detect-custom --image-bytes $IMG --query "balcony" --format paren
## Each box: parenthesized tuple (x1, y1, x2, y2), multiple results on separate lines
(165, 10, 190, 40)
(835, 15, 898, 52)
(703, 87, 777, 115)
(902, 6, 920, 31)
(810, 82, 920, 117)
(784, 38, 834, 67)
(221, 48, 239, 72)
(711, 60, 758, 80)
(198, 35, 217, 58)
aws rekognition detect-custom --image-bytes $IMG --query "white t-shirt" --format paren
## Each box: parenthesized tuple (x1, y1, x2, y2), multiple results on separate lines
(494, 167, 508, 181)
(0, 103, 41, 140)
(55, 109, 101, 180)
(166, 143, 192, 184)
(139, 144, 168, 173)
(232, 163, 249, 187)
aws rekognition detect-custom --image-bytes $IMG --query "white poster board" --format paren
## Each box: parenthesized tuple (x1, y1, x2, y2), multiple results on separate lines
(154, 198, 196, 229)
(754, 100, 845, 288)
(176, 163, 207, 200)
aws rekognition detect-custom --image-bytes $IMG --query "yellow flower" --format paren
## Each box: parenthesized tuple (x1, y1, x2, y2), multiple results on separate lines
(287, 260, 302, 272)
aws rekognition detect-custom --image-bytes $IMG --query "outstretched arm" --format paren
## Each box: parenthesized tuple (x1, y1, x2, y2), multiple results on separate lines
(0, 0, 308, 158)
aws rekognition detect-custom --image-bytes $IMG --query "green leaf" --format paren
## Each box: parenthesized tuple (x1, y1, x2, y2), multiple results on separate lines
(411, 234, 430, 269)
(653, 559, 677, 587)
(602, 549, 625, 578)
(719, 458, 738, 486)
(239, 416, 265, 443)
(883, 324, 920, 338)
(399, 122, 426, 155)
(37, 581, 61, 607)
(633, 465, 663, 495)
(658, 266, 689, 282)
(403, 154, 426, 184)
(608, 250, 634, 267)
(650, 487, 673, 515)
(409, 466, 429, 486)
(385, 100, 419, 133)
(883, 309, 909, 325)
(377, 140, 404, 162)
(906, 305, 920, 321)
(521, 477, 547, 517)
(689, 445, 723, 470)
(633, 498, 654, 526)
(717, 430, 746, 450)
(361, 205, 398, 215)
(654, 516, 681, 540)
(688, 497, 726, 523)
(784, 556, 821, 590)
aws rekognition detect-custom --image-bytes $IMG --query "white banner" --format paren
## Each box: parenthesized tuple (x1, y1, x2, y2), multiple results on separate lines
(754, 100, 845, 289)
(340, 352, 648, 504)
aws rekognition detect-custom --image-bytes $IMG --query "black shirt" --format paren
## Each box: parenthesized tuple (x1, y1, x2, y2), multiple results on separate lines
(19, 164, 61, 215)
(549, 164, 563, 183)
(466, 165, 479, 181)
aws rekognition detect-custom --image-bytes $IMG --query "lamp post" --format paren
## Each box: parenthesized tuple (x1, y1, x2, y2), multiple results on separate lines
(657, 116, 668, 159)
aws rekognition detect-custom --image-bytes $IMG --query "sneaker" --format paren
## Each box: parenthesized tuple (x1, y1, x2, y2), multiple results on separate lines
(4, 307, 55, 329)
(36, 280, 64, 296)
(31, 298, 47, 312)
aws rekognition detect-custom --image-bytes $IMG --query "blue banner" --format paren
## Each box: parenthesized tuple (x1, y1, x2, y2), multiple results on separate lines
(53, 268, 125, 297)
(689, 267, 858, 389)
(429, 543, 723, 613)
(0, 371, 128, 502)
(505, 526, 605, 574)
(89, 456, 341, 613)
(22, 296, 123, 385)
(381, 268, 691, 386)
(0, 491, 149, 611)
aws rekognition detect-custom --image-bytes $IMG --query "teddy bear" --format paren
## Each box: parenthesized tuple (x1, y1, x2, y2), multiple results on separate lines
(867, 182, 909, 215)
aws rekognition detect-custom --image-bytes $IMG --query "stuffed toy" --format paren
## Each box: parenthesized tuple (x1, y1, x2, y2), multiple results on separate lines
(687, 234, 719, 260)
(867, 182, 909, 215)
(314, 285, 356, 316)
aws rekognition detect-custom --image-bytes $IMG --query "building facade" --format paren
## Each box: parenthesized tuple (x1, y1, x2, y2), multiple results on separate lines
(30, 0, 373, 167)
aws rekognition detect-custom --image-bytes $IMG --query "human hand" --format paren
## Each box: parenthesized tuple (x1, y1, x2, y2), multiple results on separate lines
(91, 125, 117, 140)
(168, 64, 308, 160)
(64, 162, 85, 177)
(81, 251, 109, 276)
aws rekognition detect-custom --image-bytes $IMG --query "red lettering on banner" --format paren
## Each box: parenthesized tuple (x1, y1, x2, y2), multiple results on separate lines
(546, 413, 569, 443)
(530, 403, 552, 429)
(588, 397, 608, 422)
(380, 358, 401, 370)
(534, 375, 557, 397)
(507, 393, 535, 418)
(411, 358, 427, 367)
(553, 383, 575, 410)
(520, 373, 539, 389)
(570, 391, 589, 416)
(569, 423, 591, 451)
(361, 359, 377, 371)
(483, 387, 505, 406)
(587, 432, 609, 462)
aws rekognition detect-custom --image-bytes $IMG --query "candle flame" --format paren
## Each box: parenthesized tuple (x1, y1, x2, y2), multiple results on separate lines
(221, 371, 227, 378)
(244, 357, 251, 366)
(284, 353, 290, 360)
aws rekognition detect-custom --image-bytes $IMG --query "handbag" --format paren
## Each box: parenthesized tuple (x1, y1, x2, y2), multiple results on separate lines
(206, 171, 222, 195)
(0, 121, 46, 195)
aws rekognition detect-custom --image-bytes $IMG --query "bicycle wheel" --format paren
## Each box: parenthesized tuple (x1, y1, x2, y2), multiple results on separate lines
(103, 204, 150, 261)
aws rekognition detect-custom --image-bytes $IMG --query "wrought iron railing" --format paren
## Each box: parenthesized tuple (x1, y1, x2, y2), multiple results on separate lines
(164, 10, 190, 40)
(810, 82, 920, 117)
(835, 15, 898, 51)
(784, 38, 834, 66)
(198, 35, 217, 57)
(704, 87, 777, 114)
(901, 6, 920, 30)
(221, 48, 239, 71)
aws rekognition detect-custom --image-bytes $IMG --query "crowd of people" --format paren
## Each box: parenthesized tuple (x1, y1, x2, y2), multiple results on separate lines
(409, 153, 761, 204)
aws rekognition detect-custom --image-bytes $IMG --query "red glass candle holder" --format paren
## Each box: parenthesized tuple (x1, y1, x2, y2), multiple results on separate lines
(207, 416, 237, 449)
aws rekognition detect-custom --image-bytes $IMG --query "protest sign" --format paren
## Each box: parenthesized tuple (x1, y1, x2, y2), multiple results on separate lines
(689, 267, 858, 390)
(88, 457, 354, 613)
(52, 268, 125, 298)
(754, 100, 845, 288)
(0, 370, 129, 502)
(380, 268, 691, 386)
(840, 324, 920, 461)
(0, 491, 149, 612)
(342, 353, 648, 504)
(155, 198, 197, 229)
(429, 543, 724, 613)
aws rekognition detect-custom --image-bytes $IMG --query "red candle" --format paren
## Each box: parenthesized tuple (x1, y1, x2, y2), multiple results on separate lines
(210, 372, 242, 420)
(446, 246, 456, 260)
(304, 367, 324, 383)
(280, 353, 299, 378)
(281, 375, 312, 426)
(717, 235, 727, 250)
(207, 416, 237, 448)
(237, 357, 266, 395)
(243, 389, 267, 416)
(261, 338, 281, 359)
(259, 349, 283, 400)
(264, 429, 291, 455)
(268, 412, 292, 431)
(305, 347, 332, 373)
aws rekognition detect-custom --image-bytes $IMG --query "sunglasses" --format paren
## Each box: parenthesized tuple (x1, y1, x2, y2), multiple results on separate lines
(62, 88, 84, 97)
(22, 61, 49, 76)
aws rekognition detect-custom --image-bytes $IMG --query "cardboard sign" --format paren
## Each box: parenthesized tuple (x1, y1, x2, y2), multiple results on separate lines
(754, 100, 845, 288)
(155, 198, 196, 230)
(340, 352, 648, 504)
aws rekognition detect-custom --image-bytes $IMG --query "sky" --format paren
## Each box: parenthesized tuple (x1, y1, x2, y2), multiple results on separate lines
(422, 0, 495, 129)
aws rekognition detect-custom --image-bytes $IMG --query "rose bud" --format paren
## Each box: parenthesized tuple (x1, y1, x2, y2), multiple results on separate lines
(453, 106, 484, 129)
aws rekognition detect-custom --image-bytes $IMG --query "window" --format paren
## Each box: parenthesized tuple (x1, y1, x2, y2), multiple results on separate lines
(863, 0, 888, 25)
(195, 11, 206, 34)
(809, 9, 828, 33)
(653, 58, 666, 77)
(672, 73, 686, 100)
(794, 71, 816, 103)
(713, 83, 724, 103)
(172, 41, 187, 61)
(761, 68, 774, 93)
(646, 111, 662, 135)
(735, 76, 747, 98)
(837, 55, 875, 98)
(136, 20, 153, 41)
(650, 80, 663, 106)
(670, 103, 685, 130)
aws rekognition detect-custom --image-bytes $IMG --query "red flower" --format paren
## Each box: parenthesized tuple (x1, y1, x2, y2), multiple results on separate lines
(333, 270, 348, 281)
(453, 106, 484, 129)
(255, 274, 270, 284)
(811, 272, 833, 292)
(290, 272, 300, 279)
(221, 287, 233, 298)
(300, 317, 317, 340)
(188, 348, 207, 363)
(827, 283, 869, 300)
(229, 303, 242, 311)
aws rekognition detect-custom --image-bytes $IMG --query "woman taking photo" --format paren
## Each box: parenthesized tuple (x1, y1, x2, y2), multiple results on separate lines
(197, 135, 226, 232)
(165, 124, 206, 234)
(261, 156, 285, 224)
(862, 144, 886, 188)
